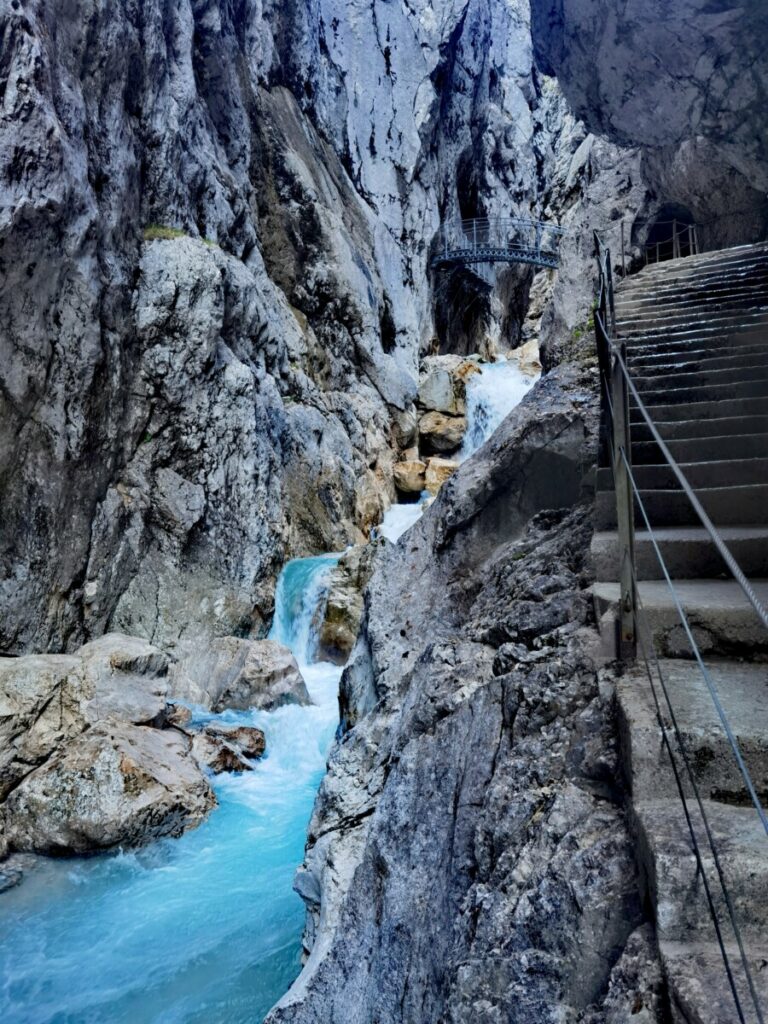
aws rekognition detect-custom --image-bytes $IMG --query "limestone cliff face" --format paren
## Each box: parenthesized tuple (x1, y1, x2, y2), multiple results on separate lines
(529, 0, 768, 193)
(0, 0, 655, 655)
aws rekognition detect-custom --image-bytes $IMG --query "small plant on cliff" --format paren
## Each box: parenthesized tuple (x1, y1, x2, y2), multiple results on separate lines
(143, 225, 187, 242)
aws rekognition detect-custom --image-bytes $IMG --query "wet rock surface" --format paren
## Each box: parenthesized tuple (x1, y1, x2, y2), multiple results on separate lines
(319, 546, 377, 666)
(267, 366, 664, 1023)
(4, 722, 215, 856)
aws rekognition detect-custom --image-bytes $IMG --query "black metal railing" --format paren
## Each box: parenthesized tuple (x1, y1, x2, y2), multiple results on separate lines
(431, 217, 566, 271)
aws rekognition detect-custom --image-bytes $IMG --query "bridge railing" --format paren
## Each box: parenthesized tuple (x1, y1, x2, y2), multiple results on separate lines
(432, 217, 566, 270)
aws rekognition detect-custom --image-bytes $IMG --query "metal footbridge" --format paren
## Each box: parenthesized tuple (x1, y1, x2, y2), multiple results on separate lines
(431, 217, 565, 271)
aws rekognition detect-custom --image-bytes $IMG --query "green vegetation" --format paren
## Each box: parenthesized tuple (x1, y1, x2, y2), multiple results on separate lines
(142, 224, 187, 242)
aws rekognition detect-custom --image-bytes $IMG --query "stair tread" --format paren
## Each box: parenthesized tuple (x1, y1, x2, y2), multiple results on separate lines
(592, 578, 768, 613)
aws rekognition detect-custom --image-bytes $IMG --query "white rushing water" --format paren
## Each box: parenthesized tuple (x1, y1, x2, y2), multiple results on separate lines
(379, 358, 539, 546)
(0, 555, 343, 1024)
(459, 358, 538, 459)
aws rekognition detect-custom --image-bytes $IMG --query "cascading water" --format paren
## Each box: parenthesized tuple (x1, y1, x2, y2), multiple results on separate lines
(0, 556, 342, 1024)
(379, 358, 539, 544)
(459, 359, 539, 459)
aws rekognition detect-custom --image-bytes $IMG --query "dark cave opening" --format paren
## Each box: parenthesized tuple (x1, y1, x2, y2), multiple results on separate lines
(644, 202, 696, 264)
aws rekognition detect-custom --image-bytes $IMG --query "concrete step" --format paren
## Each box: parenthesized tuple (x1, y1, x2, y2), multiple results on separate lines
(622, 247, 768, 285)
(629, 348, 768, 376)
(620, 250, 768, 291)
(592, 526, 768, 582)
(625, 240, 768, 273)
(597, 459, 768, 492)
(622, 316, 768, 347)
(626, 327, 768, 360)
(617, 659, 768, 803)
(634, 799, 768, 943)
(595, 483, 768, 530)
(636, 377, 768, 408)
(633, 362, 768, 391)
(617, 283, 768, 317)
(631, 395, 768, 424)
(618, 294, 768, 321)
(618, 271, 768, 310)
(661, 938, 768, 1024)
(634, 798, 768, 942)
(631, 415, 768, 441)
(619, 309, 768, 337)
(591, 579, 768, 657)
(630, 433, 768, 465)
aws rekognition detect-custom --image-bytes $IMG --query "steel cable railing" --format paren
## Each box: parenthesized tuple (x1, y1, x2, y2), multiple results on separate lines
(594, 231, 767, 1022)
(604, 379, 763, 1022)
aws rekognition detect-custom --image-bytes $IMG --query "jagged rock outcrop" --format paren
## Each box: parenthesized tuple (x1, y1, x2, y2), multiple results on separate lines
(530, 0, 768, 191)
(267, 365, 664, 1023)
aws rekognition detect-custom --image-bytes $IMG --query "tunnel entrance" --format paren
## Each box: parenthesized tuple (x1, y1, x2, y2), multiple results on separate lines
(644, 203, 698, 264)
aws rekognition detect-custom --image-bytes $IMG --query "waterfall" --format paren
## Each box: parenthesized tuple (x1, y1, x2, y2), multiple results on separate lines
(460, 359, 539, 459)
(377, 359, 539, 547)
(0, 556, 343, 1024)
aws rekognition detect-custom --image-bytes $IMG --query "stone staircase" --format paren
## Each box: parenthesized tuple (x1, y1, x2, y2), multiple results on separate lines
(590, 242, 768, 1022)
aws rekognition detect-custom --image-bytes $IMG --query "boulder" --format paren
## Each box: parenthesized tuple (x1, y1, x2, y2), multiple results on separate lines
(166, 703, 193, 729)
(76, 634, 169, 726)
(418, 411, 467, 455)
(169, 637, 310, 711)
(424, 457, 459, 495)
(393, 460, 427, 495)
(417, 356, 481, 416)
(510, 338, 542, 376)
(3, 722, 215, 855)
(319, 545, 376, 664)
(190, 732, 253, 775)
(205, 723, 266, 760)
(418, 367, 464, 415)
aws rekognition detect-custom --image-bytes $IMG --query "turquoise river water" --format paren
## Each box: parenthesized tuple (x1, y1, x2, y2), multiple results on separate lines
(0, 555, 342, 1024)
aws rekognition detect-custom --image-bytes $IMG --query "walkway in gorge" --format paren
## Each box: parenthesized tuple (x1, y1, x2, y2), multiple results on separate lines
(592, 242, 768, 1021)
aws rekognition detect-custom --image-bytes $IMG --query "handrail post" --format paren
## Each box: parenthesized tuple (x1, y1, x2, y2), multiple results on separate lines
(673, 219, 679, 259)
(620, 220, 626, 278)
(612, 341, 637, 659)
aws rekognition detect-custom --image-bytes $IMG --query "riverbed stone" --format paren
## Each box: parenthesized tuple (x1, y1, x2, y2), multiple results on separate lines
(4, 722, 215, 855)
(393, 460, 427, 495)
(205, 723, 266, 760)
(424, 457, 459, 495)
(190, 731, 254, 775)
(418, 411, 467, 455)
(169, 637, 310, 711)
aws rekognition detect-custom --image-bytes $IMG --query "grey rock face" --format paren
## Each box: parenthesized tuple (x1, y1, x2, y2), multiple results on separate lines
(530, 0, 768, 191)
(169, 637, 310, 712)
(267, 366, 663, 1023)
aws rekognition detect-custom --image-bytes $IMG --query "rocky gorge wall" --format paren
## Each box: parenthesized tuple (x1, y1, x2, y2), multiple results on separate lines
(267, 362, 664, 1023)
(1, 0, 690, 658)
